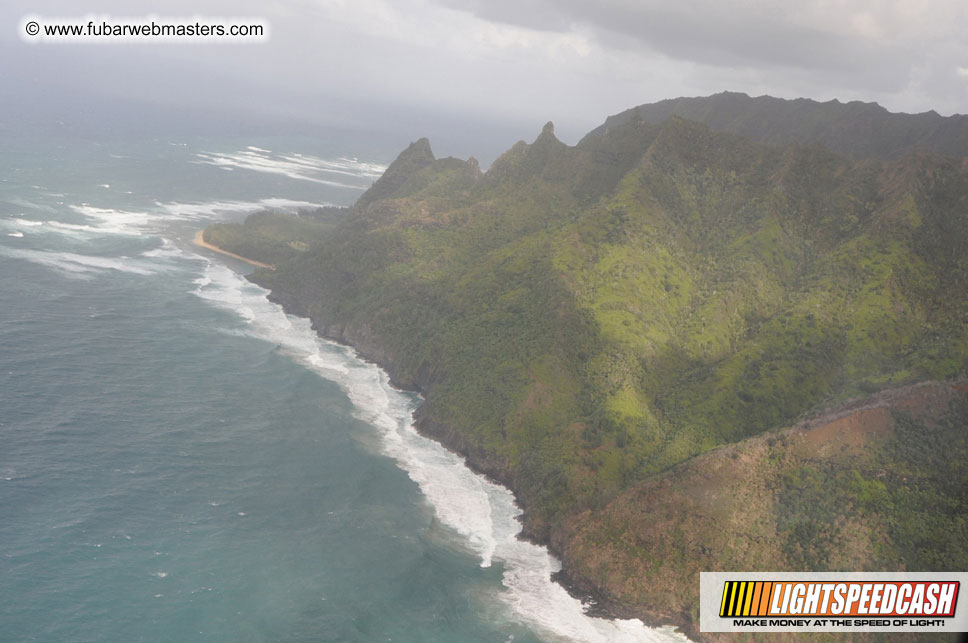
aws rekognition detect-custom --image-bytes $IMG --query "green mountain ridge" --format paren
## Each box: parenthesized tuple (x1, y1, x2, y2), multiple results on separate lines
(204, 97, 968, 639)
(590, 91, 968, 161)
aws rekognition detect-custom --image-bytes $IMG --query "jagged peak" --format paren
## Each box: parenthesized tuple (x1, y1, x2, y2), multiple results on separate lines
(535, 121, 561, 145)
(354, 137, 436, 209)
(396, 137, 435, 164)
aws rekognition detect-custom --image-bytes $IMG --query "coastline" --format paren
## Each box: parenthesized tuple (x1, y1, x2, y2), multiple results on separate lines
(218, 252, 968, 643)
(189, 229, 689, 638)
(193, 230, 276, 270)
(252, 281, 695, 640)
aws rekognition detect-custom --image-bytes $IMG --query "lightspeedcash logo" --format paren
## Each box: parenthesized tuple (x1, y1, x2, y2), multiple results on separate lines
(700, 572, 967, 633)
(719, 580, 957, 618)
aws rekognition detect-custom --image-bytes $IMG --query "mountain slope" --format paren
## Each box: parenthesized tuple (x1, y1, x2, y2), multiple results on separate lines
(587, 91, 968, 161)
(209, 103, 968, 637)
(557, 381, 968, 634)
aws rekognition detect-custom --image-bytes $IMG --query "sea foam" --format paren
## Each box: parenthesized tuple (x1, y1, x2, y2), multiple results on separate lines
(0, 247, 159, 279)
(66, 198, 330, 238)
(194, 147, 386, 187)
(11, 218, 44, 227)
(190, 259, 688, 643)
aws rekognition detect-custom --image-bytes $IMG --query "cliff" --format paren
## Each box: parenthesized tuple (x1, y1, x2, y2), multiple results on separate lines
(207, 97, 968, 637)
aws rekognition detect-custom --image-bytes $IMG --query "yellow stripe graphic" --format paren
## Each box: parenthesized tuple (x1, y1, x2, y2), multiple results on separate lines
(721, 580, 790, 617)
(743, 581, 755, 615)
(719, 580, 778, 617)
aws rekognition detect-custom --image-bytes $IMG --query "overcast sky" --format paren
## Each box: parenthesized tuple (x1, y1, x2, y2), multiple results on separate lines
(3, 0, 967, 153)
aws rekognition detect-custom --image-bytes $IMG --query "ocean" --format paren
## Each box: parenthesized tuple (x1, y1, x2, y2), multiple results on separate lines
(0, 128, 686, 643)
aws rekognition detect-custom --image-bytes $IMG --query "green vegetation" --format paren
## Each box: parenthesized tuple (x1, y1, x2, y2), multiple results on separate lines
(878, 400, 968, 570)
(594, 90, 968, 161)
(203, 207, 347, 266)
(777, 394, 968, 575)
(210, 104, 968, 632)
(560, 384, 968, 635)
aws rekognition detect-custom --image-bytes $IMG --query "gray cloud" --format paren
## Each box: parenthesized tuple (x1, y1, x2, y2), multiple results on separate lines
(439, 0, 860, 69)
(2, 0, 966, 156)
(432, 0, 967, 109)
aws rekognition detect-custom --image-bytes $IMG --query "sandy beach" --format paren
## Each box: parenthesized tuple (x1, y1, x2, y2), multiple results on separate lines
(193, 230, 275, 270)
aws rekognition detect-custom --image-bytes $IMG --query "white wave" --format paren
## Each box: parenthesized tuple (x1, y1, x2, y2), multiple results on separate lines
(276, 153, 386, 180)
(67, 198, 330, 237)
(11, 218, 44, 227)
(5, 214, 144, 240)
(194, 151, 362, 188)
(70, 204, 154, 235)
(3, 220, 101, 239)
(194, 147, 386, 187)
(141, 238, 197, 261)
(47, 221, 99, 233)
(8, 220, 104, 240)
(4, 217, 114, 239)
(99, 184, 110, 189)
(49, 252, 158, 275)
(0, 247, 158, 279)
(7, 231, 23, 237)
(306, 353, 350, 376)
(157, 198, 328, 220)
(189, 261, 688, 643)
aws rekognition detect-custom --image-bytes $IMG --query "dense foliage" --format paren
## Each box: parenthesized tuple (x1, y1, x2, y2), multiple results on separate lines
(594, 91, 968, 161)
(775, 412, 968, 575)
(210, 105, 968, 631)
(203, 207, 347, 266)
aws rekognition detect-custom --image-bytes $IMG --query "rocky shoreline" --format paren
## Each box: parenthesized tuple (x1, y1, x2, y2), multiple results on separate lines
(244, 261, 968, 643)
(190, 205, 968, 642)
(249, 274, 697, 638)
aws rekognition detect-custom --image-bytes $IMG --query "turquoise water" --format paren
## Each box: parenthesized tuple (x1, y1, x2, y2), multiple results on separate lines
(0, 132, 685, 642)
